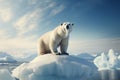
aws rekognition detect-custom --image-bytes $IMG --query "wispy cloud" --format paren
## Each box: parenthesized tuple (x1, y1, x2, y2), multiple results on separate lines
(13, 0, 58, 37)
(0, 8, 13, 22)
(13, 9, 42, 36)
(0, 28, 37, 51)
(0, 0, 60, 54)
(50, 5, 65, 16)
(0, 29, 11, 39)
(0, 36, 37, 51)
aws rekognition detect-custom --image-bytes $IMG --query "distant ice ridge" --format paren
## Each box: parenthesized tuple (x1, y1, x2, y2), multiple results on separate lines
(0, 52, 17, 63)
(94, 49, 120, 71)
(75, 53, 95, 62)
(12, 54, 98, 80)
(13, 53, 37, 62)
(0, 69, 15, 80)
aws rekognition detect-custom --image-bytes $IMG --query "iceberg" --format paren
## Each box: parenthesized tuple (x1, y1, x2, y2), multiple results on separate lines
(94, 49, 120, 71)
(108, 49, 120, 68)
(12, 54, 98, 80)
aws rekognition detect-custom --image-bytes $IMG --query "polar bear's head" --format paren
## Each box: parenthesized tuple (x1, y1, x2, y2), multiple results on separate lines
(60, 22, 73, 37)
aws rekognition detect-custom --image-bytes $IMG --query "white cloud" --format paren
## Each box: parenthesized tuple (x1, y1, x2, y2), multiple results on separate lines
(0, 36, 37, 52)
(14, 9, 42, 36)
(0, 29, 7, 37)
(0, 29, 11, 39)
(0, 8, 13, 22)
(13, 0, 58, 37)
(0, 0, 58, 54)
(50, 5, 65, 16)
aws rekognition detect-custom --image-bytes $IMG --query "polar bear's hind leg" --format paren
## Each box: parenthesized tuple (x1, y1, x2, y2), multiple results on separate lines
(38, 41, 46, 55)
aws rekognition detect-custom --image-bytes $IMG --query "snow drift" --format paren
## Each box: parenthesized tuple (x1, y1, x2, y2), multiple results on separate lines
(12, 54, 98, 80)
(94, 49, 120, 71)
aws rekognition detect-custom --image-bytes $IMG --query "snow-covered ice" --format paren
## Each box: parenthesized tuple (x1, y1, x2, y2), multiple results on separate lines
(2, 49, 120, 80)
(12, 54, 98, 80)
(94, 49, 120, 71)
(0, 69, 15, 80)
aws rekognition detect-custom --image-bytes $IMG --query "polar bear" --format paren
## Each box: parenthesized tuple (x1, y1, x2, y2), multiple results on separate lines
(37, 22, 73, 55)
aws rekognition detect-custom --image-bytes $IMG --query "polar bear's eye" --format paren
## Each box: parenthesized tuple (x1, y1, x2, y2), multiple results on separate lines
(72, 23, 74, 26)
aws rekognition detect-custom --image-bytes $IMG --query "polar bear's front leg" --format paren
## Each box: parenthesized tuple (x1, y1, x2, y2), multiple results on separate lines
(60, 37, 69, 55)
(49, 40, 60, 55)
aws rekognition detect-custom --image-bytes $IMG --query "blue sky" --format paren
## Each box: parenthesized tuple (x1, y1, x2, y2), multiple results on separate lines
(0, 0, 120, 55)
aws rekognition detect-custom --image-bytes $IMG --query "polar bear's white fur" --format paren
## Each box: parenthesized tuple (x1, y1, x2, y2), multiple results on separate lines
(37, 22, 73, 55)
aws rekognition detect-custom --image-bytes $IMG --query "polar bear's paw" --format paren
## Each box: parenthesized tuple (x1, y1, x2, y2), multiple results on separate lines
(54, 52, 69, 55)
(61, 53, 69, 55)
(55, 52, 61, 55)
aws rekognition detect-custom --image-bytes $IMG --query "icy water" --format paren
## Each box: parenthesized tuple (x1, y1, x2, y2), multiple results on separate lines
(0, 62, 120, 80)
(99, 70, 120, 80)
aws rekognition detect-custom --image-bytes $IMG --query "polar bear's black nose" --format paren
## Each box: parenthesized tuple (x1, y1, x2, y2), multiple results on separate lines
(66, 25, 69, 29)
